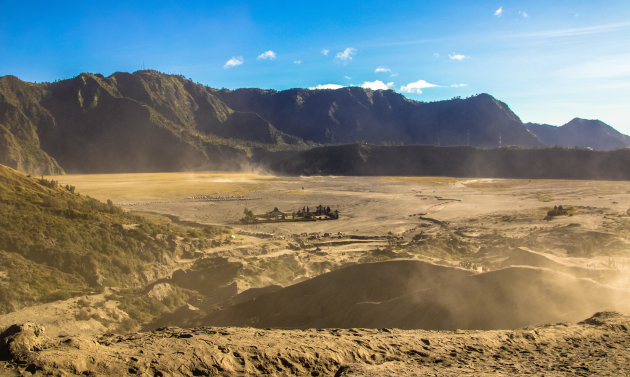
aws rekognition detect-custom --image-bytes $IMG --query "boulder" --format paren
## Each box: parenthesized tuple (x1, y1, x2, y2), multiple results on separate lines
(0, 323, 46, 361)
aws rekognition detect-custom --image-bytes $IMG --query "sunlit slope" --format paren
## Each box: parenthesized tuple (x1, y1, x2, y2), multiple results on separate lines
(0, 164, 223, 313)
(0, 76, 63, 175)
(45, 171, 273, 202)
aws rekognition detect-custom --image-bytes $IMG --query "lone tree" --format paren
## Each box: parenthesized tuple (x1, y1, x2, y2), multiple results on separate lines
(545, 204, 569, 220)
(241, 208, 256, 224)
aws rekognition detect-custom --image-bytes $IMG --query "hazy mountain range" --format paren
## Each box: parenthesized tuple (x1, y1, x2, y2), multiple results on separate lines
(526, 118, 630, 151)
(0, 70, 628, 175)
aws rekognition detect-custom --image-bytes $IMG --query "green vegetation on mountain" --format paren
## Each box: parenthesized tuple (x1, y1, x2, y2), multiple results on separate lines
(0, 164, 225, 313)
(0, 250, 88, 313)
(0, 76, 63, 175)
(107, 285, 200, 332)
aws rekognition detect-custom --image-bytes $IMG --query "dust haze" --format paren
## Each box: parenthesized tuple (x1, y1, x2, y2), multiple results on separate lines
(2, 172, 630, 375)
(26, 174, 630, 329)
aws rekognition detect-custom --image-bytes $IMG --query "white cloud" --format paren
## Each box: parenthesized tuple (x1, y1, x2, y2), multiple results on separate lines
(344, 75, 351, 80)
(361, 80, 394, 90)
(223, 56, 244, 69)
(321, 49, 329, 55)
(293, 60, 302, 64)
(335, 47, 357, 61)
(449, 53, 468, 61)
(257, 50, 276, 60)
(494, 6, 503, 16)
(450, 83, 468, 88)
(309, 84, 344, 90)
(375, 67, 391, 73)
(519, 10, 529, 18)
(399, 79, 438, 94)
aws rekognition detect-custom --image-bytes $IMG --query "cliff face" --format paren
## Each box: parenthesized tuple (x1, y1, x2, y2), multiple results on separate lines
(0, 71, 304, 174)
(0, 76, 63, 174)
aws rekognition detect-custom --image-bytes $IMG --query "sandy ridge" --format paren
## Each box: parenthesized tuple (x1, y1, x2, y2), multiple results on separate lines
(1, 312, 629, 376)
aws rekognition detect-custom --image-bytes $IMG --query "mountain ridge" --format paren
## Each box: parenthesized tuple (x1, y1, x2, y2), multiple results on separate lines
(526, 117, 630, 150)
(0, 70, 628, 175)
(214, 88, 542, 147)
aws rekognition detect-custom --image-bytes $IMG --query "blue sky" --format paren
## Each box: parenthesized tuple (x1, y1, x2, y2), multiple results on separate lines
(1, 0, 629, 132)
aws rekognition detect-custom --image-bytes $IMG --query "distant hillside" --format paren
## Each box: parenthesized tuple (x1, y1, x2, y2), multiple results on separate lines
(527, 118, 630, 150)
(0, 164, 224, 313)
(216, 89, 542, 147)
(0, 70, 628, 175)
(254, 144, 630, 179)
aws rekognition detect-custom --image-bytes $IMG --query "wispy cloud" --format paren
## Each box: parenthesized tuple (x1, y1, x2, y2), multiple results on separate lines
(335, 47, 357, 62)
(361, 80, 394, 90)
(366, 37, 442, 49)
(513, 22, 630, 38)
(558, 53, 630, 79)
(400, 79, 438, 94)
(375, 67, 391, 73)
(448, 53, 468, 61)
(494, 6, 503, 17)
(223, 56, 243, 69)
(519, 10, 529, 18)
(344, 75, 351, 80)
(450, 83, 468, 88)
(309, 83, 343, 90)
(293, 60, 302, 65)
(321, 49, 329, 56)
(257, 50, 276, 60)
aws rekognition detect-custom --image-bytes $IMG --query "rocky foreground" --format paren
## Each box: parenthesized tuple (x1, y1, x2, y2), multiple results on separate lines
(1, 312, 629, 376)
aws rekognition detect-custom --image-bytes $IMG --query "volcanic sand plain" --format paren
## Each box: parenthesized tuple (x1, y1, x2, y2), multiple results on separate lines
(3, 172, 630, 376)
(39, 172, 630, 299)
